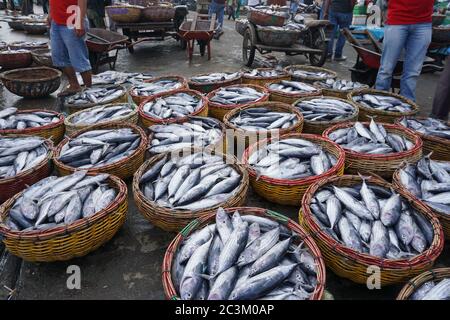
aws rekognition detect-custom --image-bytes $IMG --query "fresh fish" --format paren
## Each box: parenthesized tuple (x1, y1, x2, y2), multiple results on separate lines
(131, 78, 183, 97)
(142, 91, 203, 120)
(399, 117, 450, 140)
(295, 98, 356, 122)
(353, 94, 414, 113)
(268, 80, 319, 95)
(190, 72, 240, 83)
(229, 106, 299, 131)
(209, 85, 265, 106)
(316, 78, 365, 91)
(70, 104, 134, 126)
(65, 85, 126, 106)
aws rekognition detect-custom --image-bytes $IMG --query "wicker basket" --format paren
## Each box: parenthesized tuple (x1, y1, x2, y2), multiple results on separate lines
(242, 133, 346, 206)
(129, 75, 188, 105)
(139, 89, 208, 128)
(7, 20, 25, 31)
(256, 27, 301, 47)
(267, 81, 322, 104)
(23, 22, 48, 35)
(31, 48, 53, 67)
(397, 268, 450, 300)
(313, 81, 369, 99)
(395, 117, 450, 161)
(235, 18, 248, 36)
(0, 174, 128, 262)
(223, 102, 304, 156)
(133, 148, 249, 232)
(323, 122, 423, 179)
(0, 137, 53, 204)
(0, 109, 65, 144)
(106, 5, 143, 23)
(284, 65, 337, 84)
(142, 5, 175, 22)
(242, 68, 291, 87)
(349, 89, 420, 124)
(53, 122, 148, 180)
(0, 51, 32, 69)
(294, 96, 360, 135)
(162, 207, 326, 300)
(247, 8, 286, 27)
(207, 84, 270, 121)
(432, 26, 450, 43)
(8, 41, 48, 51)
(300, 174, 444, 286)
(64, 103, 138, 136)
(188, 72, 243, 94)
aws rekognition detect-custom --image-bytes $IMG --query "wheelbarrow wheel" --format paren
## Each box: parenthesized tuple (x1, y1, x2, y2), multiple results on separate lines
(242, 27, 256, 67)
(308, 28, 327, 67)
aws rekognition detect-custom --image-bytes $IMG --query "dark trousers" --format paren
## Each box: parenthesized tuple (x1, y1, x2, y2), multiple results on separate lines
(228, 5, 235, 20)
(431, 55, 450, 120)
(42, 0, 49, 14)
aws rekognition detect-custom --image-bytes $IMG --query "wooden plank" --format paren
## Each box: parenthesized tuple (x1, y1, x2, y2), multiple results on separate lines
(190, 12, 198, 31)
(210, 14, 216, 31)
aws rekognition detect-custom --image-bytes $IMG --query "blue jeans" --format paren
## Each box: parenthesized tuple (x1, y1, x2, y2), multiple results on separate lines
(327, 11, 353, 58)
(290, 2, 299, 15)
(375, 23, 432, 101)
(209, 1, 225, 30)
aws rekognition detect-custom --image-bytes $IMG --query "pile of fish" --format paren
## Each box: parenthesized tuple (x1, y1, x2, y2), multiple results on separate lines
(190, 72, 240, 83)
(352, 94, 415, 113)
(398, 156, 450, 215)
(0, 49, 30, 55)
(261, 23, 306, 31)
(58, 128, 141, 169)
(289, 69, 334, 80)
(316, 78, 366, 91)
(132, 79, 183, 97)
(65, 86, 125, 106)
(142, 92, 203, 120)
(409, 278, 450, 300)
(248, 138, 337, 180)
(229, 107, 299, 131)
(6, 40, 47, 50)
(148, 117, 223, 153)
(139, 152, 242, 211)
(70, 104, 135, 125)
(0, 136, 49, 179)
(309, 177, 434, 259)
(295, 98, 356, 122)
(0, 108, 60, 130)
(172, 208, 319, 300)
(244, 69, 286, 78)
(4, 171, 117, 231)
(328, 119, 414, 154)
(268, 80, 319, 95)
(250, 7, 289, 19)
(399, 117, 450, 140)
(209, 86, 265, 106)
(80, 71, 153, 86)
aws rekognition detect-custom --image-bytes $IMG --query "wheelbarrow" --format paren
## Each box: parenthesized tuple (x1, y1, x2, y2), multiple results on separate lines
(178, 13, 217, 60)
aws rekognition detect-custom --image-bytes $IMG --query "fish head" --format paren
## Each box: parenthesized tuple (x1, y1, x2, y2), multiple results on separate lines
(180, 278, 196, 300)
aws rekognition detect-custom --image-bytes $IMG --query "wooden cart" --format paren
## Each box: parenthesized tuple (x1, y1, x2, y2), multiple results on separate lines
(178, 13, 217, 60)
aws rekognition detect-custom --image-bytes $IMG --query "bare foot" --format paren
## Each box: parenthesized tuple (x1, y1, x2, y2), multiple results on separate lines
(57, 86, 81, 97)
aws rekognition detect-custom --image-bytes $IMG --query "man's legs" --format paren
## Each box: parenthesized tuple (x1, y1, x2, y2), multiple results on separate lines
(334, 12, 353, 59)
(401, 23, 432, 101)
(375, 24, 408, 92)
(327, 11, 338, 58)
(236, 0, 240, 19)
(431, 55, 450, 120)
(216, 4, 225, 30)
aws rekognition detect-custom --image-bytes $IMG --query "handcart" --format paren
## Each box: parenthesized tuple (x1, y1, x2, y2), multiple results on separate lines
(178, 13, 217, 60)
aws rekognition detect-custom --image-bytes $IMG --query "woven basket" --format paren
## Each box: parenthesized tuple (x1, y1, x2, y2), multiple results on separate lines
(0, 51, 32, 69)
(0, 109, 65, 144)
(53, 122, 148, 180)
(393, 161, 450, 240)
(139, 89, 208, 128)
(395, 117, 450, 161)
(129, 75, 188, 105)
(284, 65, 337, 84)
(323, 122, 423, 179)
(294, 96, 360, 135)
(0, 137, 53, 204)
(432, 26, 450, 43)
(349, 89, 420, 124)
(223, 102, 304, 157)
(397, 268, 450, 300)
(242, 133, 346, 206)
(188, 73, 243, 94)
(64, 103, 138, 136)
(242, 68, 291, 87)
(162, 207, 326, 300)
(247, 8, 286, 27)
(207, 84, 270, 121)
(0, 174, 128, 262)
(31, 48, 53, 67)
(133, 148, 249, 232)
(7, 20, 25, 31)
(142, 5, 175, 22)
(23, 22, 48, 35)
(267, 81, 322, 104)
(313, 81, 369, 99)
(235, 18, 248, 36)
(106, 5, 143, 23)
(8, 42, 48, 51)
(300, 174, 444, 286)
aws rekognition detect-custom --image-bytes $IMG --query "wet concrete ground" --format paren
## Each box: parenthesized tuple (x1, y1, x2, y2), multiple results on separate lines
(0, 9, 449, 300)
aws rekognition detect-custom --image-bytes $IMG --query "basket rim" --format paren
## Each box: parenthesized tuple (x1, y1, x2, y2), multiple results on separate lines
(395, 116, 450, 147)
(106, 4, 144, 10)
(313, 80, 370, 93)
(242, 68, 290, 80)
(266, 80, 322, 97)
(129, 75, 188, 101)
(396, 267, 450, 300)
(241, 132, 346, 186)
(0, 109, 64, 135)
(284, 65, 338, 80)
(63, 84, 127, 109)
(206, 84, 270, 110)
(0, 66, 62, 82)
(188, 72, 242, 86)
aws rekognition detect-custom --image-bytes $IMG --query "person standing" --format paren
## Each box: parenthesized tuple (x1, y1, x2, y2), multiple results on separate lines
(431, 56, 450, 120)
(21, 0, 33, 15)
(375, 0, 435, 102)
(326, 0, 356, 61)
(87, 0, 110, 28)
(235, 0, 241, 19)
(42, 0, 49, 14)
(209, 0, 226, 32)
(227, 0, 236, 20)
(49, 0, 92, 96)
(247, 0, 260, 8)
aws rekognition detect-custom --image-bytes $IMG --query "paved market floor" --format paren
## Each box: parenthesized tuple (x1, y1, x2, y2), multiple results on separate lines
(0, 12, 449, 300)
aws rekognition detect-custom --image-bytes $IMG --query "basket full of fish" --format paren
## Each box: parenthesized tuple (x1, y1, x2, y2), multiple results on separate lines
(0, 136, 53, 203)
(64, 103, 138, 136)
(266, 80, 321, 104)
(294, 96, 359, 135)
(64, 85, 128, 114)
(323, 120, 423, 179)
(397, 268, 450, 300)
(313, 78, 368, 99)
(397, 117, 450, 161)
(349, 89, 420, 124)
(0, 49, 32, 69)
(300, 174, 444, 285)
(284, 65, 337, 84)
(247, 7, 288, 27)
(242, 68, 291, 87)
(242, 133, 345, 206)
(393, 156, 450, 239)
(206, 84, 269, 121)
(0, 108, 65, 144)
(0, 171, 128, 262)
(139, 89, 208, 128)
(188, 72, 242, 94)
(129, 76, 188, 105)
(53, 123, 147, 180)
(132, 149, 249, 232)
(162, 207, 326, 300)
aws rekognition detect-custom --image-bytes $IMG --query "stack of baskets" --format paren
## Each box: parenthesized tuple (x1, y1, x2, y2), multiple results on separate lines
(106, 4, 144, 23)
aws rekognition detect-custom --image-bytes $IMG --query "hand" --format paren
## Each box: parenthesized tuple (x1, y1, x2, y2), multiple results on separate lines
(75, 27, 86, 37)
